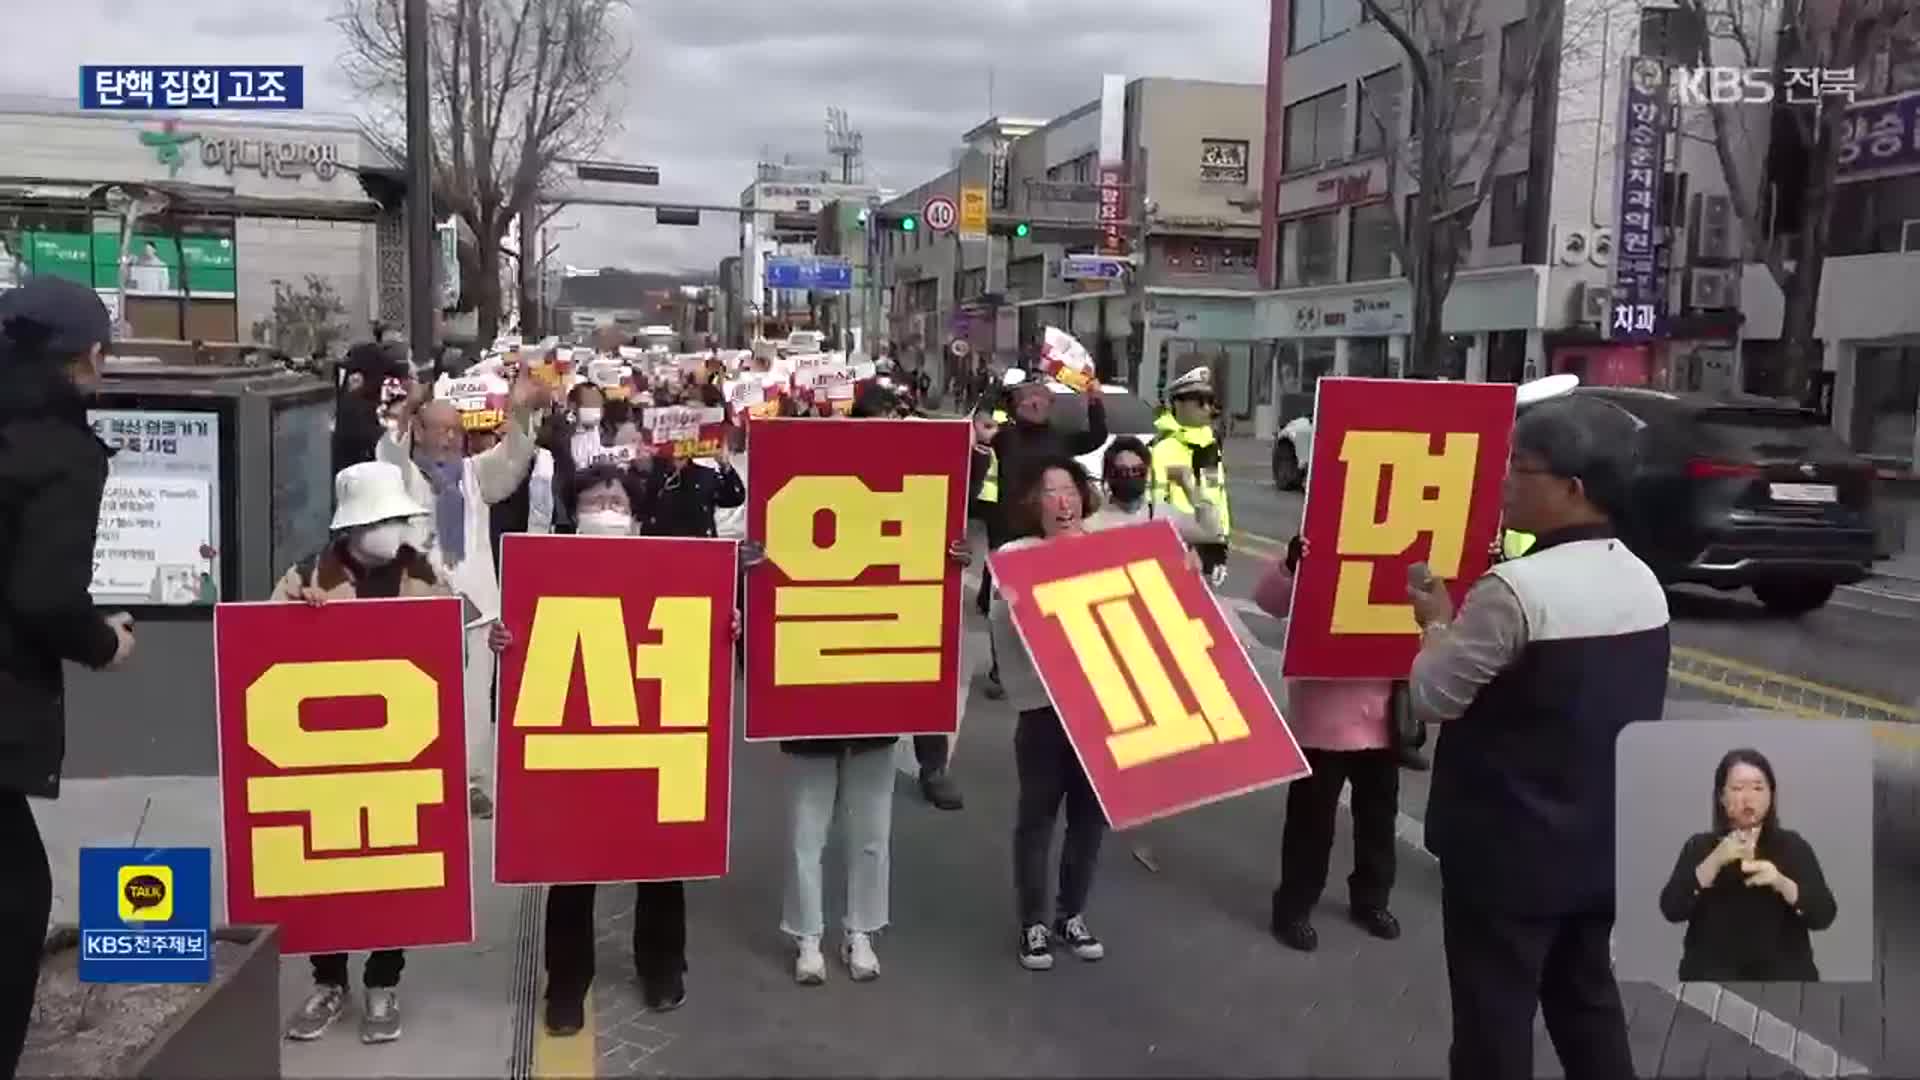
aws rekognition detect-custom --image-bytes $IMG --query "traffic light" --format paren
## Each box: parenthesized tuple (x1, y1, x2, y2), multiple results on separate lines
(1014, 221, 1031, 238)
(900, 214, 918, 232)
(988, 219, 1033, 239)
(872, 211, 919, 232)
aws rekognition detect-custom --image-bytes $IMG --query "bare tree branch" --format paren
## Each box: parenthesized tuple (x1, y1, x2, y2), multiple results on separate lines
(333, 0, 629, 338)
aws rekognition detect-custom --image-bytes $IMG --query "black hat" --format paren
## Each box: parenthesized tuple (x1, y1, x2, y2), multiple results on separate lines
(0, 277, 112, 361)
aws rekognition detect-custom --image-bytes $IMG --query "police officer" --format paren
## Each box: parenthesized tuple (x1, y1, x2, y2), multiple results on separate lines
(970, 407, 1004, 619)
(1149, 367, 1232, 583)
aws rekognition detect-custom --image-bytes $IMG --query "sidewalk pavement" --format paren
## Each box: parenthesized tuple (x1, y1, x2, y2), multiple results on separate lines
(33, 780, 527, 1078)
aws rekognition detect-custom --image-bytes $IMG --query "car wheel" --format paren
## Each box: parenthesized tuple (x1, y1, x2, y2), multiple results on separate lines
(1272, 441, 1303, 490)
(1752, 581, 1836, 616)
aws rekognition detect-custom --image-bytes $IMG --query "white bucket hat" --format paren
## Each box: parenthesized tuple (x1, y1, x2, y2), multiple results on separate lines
(330, 461, 429, 531)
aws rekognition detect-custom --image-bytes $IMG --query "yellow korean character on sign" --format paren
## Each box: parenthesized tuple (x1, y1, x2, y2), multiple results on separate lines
(764, 474, 949, 686)
(509, 593, 714, 823)
(1330, 430, 1479, 635)
(1031, 558, 1249, 770)
(242, 659, 448, 898)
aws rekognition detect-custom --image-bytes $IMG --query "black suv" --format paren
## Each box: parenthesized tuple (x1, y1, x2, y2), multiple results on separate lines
(1574, 388, 1877, 615)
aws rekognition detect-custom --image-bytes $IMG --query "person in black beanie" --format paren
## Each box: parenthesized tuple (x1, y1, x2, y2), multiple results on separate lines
(0, 278, 139, 1079)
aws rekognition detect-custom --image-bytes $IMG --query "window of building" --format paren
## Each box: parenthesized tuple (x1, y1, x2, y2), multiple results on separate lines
(1448, 35, 1485, 130)
(1849, 345, 1920, 465)
(1349, 201, 1398, 280)
(1489, 171, 1529, 247)
(1348, 338, 1392, 378)
(1288, 210, 1340, 285)
(1356, 68, 1402, 156)
(1499, 19, 1535, 94)
(1283, 87, 1348, 173)
(1291, 0, 1363, 53)
(1828, 173, 1920, 256)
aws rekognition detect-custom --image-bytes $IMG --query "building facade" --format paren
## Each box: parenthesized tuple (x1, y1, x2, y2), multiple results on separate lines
(0, 95, 392, 348)
(737, 163, 884, 344)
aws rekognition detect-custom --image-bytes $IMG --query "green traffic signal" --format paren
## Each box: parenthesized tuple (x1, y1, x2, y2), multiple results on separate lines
(901, 215, 918, 232)
(1014, 222, 1031, 238)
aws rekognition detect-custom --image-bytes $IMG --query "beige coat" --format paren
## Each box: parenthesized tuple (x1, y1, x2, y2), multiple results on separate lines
(268, 542, 453, 603)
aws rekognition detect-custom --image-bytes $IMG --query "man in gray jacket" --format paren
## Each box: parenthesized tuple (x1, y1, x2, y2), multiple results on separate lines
(1408, 396, 1666, 1080)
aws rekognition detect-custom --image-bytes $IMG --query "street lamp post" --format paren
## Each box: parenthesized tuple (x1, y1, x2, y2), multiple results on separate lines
(404, 0, 436, 367)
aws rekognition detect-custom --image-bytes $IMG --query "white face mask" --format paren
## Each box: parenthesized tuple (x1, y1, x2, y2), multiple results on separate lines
(576, 407, 603, 429)
(349, 521, 411, 565)
(577, 509, 634, 537)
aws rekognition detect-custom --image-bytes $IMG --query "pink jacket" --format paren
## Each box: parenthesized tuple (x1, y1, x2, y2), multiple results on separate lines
(1258, 561, 1393, 752)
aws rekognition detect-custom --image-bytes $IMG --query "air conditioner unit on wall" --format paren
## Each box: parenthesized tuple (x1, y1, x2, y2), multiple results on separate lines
(1689, 267, 1737, 309)
(1577, 283, 1611, 324)
(1697, 195, 1735, 260)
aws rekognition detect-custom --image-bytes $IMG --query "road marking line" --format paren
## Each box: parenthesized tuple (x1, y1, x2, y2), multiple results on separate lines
(1671, 646, 1918, 720)
(1233, 529, 1287, 552)
(529, 978, 596, 1078)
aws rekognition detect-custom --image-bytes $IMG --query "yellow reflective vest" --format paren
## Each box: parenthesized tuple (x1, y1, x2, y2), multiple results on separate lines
(977, 410, 1009, 503)
(1501, 529, 1536, 559)
(1148, 414, 1231, 538)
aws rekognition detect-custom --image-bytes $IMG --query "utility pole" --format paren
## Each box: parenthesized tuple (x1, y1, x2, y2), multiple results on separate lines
(403, 0, 435, 366)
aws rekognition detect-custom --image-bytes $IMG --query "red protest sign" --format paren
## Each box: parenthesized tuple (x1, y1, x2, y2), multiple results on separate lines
(642, 405, 728, 458)
(743, 417, 971, 740)
(214, 597, 473, 955)
(493, 535, 736, 883)
(1281, 377, 1516, 679)
(989, 520, 1309, 830)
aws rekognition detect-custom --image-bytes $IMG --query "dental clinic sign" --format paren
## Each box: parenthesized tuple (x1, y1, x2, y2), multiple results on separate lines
(1610, 58, 1668, 342)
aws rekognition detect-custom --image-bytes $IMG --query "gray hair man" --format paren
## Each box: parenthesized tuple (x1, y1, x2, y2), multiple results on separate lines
(1405, 395, 1668, 1080)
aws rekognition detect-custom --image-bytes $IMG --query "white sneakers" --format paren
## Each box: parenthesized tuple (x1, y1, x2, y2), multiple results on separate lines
(793, 931, 881, 984)
(842, 931, 880, 982)
(794, 935, 827, 985)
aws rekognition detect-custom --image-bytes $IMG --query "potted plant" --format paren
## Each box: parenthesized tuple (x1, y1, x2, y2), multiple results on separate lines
(19, 924, 281, 1079)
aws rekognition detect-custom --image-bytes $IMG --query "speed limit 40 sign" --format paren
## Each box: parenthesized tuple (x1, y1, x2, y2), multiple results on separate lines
(923, 196, 957, 232)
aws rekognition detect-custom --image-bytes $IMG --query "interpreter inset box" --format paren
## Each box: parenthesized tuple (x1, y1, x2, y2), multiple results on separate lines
(1613, 709, 1873, 983)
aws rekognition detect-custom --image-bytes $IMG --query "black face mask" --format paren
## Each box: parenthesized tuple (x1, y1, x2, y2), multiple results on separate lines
(1107, 475, 1146, 504)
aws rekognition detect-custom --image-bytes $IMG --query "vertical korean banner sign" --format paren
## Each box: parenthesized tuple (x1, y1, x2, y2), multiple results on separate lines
(1282, 377, 1516, 680)
(493, 535, 737, 884)
(1610, 56, 1669, 341)
(990, 520, 1309, 830)
(744, 418, 971, 740)
(214, 598, 473, 954)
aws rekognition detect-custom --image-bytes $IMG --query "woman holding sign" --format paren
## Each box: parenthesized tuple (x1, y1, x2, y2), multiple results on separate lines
(991, 457, 1113, 972)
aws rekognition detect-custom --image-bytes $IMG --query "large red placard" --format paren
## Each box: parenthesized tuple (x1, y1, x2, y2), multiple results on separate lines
(743, 418, 972, 740)
(495, 535, 736, 884)
(214, 597, 472, 955)
(1282, 377, 1517, 679)
(990, 520, 1310, 830)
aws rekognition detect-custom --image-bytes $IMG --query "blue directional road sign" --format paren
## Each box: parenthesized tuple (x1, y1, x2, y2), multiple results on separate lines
(1063, 254, 1130, 281)
(765, 256, 854, 292)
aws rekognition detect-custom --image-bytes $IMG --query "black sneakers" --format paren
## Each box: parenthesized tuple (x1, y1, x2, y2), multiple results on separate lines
(642, 972, 686, 1012)
(1350, 906, 1402, 940)
(1018, 923, 1054, 970)
(1052, 915, 1104, 961)
(543, 993, 586, 1037)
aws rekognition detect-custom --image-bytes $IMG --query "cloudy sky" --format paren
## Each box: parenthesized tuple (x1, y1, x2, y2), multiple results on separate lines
(6, 0, 1271, 275)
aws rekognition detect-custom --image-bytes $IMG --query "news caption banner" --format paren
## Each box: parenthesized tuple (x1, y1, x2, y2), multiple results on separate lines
(78, 847, 214, 984)
(79, 65, 304, 110)
(743, 418, 974, 741)
(214, 597, 474, 955)
(1282, 377, 1516, 680)
(493, 535, 738, 885)
(989, 520, 1311, 830)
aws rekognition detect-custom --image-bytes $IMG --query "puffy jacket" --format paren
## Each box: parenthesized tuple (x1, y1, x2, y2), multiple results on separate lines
(0, 370, 120, 797)
(989, 397, 1108, 518)
(270, 539, 452, 604)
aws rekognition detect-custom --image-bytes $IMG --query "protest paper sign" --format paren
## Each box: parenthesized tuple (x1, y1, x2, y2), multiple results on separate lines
(215, 597, 473, 953)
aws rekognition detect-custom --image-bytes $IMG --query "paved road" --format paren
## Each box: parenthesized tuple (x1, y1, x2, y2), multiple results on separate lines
(1221, 438, 1920, 715)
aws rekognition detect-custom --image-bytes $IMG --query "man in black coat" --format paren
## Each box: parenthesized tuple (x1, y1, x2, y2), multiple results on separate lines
(978, 374, 1107, 695)
(0, 278, 138, 1078)
(332, 341, 410, 476)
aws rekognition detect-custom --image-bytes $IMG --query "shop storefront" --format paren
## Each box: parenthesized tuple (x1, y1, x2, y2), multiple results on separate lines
(0, 100, 390, 345)
(1138, 289, 1264, 426)
(1252, 264, 1550, 429)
